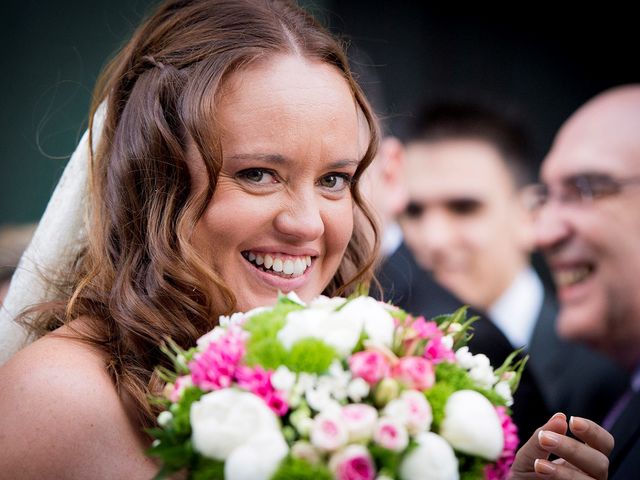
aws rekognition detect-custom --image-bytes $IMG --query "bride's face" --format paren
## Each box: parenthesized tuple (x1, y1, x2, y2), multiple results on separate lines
(189, 54, 366, 311)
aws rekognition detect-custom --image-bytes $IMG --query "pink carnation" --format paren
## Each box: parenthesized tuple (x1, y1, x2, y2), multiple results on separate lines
(330, 445, 376, 480)
(392, 356, 435, 390)
(410, 316, 441, 339)
(189, 326, 247, 391)
(236, 365, 289, 416)
(424, 336, 456, 364)
(484, 406, 519, 480)
(349, 350, 391, 385)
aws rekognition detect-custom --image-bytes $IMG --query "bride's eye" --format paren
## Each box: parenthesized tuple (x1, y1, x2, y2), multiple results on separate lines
(319, 173, 352, 191)
(237, 168, 277, 185)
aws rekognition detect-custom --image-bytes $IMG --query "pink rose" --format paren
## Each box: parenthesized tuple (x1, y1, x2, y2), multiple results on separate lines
(392, 356, 435, 390)
(310, 412, 349, 452)
(374, 417, 409, 452)
(330, 445, 376, 480)
(400, 390, 433, 435)
(341, 404, 378, 442)
(348, 350, 391, 385)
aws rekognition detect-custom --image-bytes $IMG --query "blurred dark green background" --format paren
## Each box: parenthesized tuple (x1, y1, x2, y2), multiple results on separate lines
(2, 1, 638, 225)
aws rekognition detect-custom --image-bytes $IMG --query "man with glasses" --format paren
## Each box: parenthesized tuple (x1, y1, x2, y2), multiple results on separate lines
(512, 85, 640, 478)
(398, 100, 627, 428)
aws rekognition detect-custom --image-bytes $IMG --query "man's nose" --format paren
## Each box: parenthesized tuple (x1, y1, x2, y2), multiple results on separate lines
(534, 202, 572, 252)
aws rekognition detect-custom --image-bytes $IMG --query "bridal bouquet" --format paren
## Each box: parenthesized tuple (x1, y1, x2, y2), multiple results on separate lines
(148, 294, 523, 480)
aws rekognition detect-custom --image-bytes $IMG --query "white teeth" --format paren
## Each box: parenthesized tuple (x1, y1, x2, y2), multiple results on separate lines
(555, 267, 591, 287)
(273, 258, 284, 272)
(244, 251, 312, 277)
(283, 259, 294, 275)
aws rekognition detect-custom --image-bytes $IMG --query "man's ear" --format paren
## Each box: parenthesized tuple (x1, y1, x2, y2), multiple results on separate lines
(514, 189, 536, 253)
(378, 136, 409, 217)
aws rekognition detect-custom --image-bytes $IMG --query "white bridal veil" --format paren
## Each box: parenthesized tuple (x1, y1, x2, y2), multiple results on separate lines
(0, 106, 105, 366)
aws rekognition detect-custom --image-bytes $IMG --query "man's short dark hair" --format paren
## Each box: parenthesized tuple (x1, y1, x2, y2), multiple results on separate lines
(405, 100, 536, 187)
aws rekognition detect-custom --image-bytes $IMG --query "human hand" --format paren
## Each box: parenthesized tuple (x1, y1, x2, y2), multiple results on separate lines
(509, 412, 613, 479)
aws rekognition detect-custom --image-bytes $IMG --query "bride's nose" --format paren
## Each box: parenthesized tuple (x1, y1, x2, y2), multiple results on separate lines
(273, 190, 325, 241)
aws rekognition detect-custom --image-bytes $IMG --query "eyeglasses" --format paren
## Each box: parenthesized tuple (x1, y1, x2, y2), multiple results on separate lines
(522, 173, 640, 212)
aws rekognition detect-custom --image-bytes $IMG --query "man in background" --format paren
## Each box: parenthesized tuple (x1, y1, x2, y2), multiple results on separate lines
(398, 101, 627, 423)
(515, 85, 640, 478)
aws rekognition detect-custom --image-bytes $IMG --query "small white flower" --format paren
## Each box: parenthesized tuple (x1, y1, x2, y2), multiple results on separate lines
(305, 385, 333, 412)
(224, 430, 288, 480)
(441, 335, 454, 349)
(244, 306, 270, 318)
(439, 390, 504, 461)
(190, 389, 280, 461)
(400, 432, 459, 480)
(196, 326, 227, 349)
(271, 366, 296, 392)
(157, 411, 173, 427)
(469, 364, 497, 389)
(347, 377, 370, 402)
(495, 380, 514, 406)
(455, 346, 475, 369)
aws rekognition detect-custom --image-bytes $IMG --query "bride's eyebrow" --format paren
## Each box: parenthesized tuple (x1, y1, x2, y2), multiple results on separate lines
(225, 153, 360, 169)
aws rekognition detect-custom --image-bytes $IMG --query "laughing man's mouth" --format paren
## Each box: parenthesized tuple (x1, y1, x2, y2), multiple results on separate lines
(242, 251, 312, 278)
(553, 264, 595, 287)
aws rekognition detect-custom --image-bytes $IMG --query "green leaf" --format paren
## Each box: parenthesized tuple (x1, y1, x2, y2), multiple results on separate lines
(190, 456, 225, 480)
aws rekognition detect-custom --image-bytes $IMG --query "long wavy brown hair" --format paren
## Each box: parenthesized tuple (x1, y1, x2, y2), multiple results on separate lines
(23, 0, 380, 429)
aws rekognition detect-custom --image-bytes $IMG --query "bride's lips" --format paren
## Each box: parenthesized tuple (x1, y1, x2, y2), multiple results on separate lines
(240, 247, 318, 292)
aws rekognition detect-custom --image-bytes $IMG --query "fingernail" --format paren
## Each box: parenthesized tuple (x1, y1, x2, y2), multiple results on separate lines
(535, 459, 556, 475)
(551, 412, 566, 421)
(538, 430, 560, 448)
(570, 416, 587, 432)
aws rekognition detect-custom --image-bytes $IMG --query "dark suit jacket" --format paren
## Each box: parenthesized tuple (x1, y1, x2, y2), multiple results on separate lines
(528, 294, 629, 423)
(609, 390, 640, 479)
(374, 243, 550, 446)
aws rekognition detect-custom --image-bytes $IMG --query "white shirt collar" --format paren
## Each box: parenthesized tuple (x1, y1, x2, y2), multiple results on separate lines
(488, 266, 544, 349)
(381, 222, 403, 257)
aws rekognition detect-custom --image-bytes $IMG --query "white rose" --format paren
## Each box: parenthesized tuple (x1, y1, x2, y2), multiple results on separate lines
(277, 308, 327, 349)
(439, 390, 504, 460)
(399, 432, 459, 480)
(190, 389, 280, 460)
(224, 430, 289, 480)
(333, 296, 395, 348)
(310, 295, 347, 310)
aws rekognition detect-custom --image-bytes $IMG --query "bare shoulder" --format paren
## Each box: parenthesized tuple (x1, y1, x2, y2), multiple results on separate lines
(0, 326, 159, 479)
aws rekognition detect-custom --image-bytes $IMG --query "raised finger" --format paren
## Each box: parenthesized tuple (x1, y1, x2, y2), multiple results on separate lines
(538, 430, 609, 479)
(569, 416, 615, 457)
